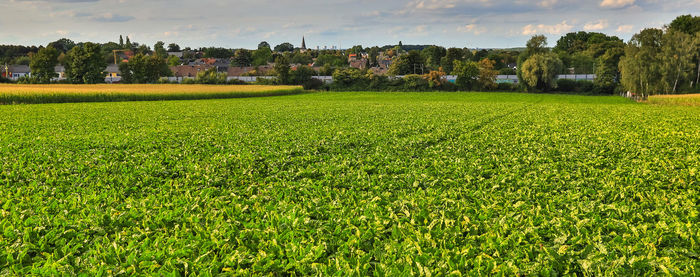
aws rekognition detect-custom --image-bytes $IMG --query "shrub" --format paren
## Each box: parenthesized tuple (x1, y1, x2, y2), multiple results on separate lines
(402, 74, 429, 91)
(556, 79, 594, 93)
(496, 82, 519, 92)
(302, 78, 324, 90)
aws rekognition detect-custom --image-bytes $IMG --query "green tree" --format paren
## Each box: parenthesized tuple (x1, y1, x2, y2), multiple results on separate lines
(258, 41, 271, 50)
(125, 36, 132, 50)
(668, 14, 700, 35)
(291, 65, 316, 85)
(119, 35, 124, 48)
(368, 47, 380, 67)
(389, 50, 425, 75)
(48, 38, 76, 53)
(154, 41, 167, 58)
(422, 46, 446, 70)
(619, 28, 664, 99)
(274, 42, 295, 52)
(520, 53, 563, 91)
(660, 30, 697, 93)
(453, 60, 479, 90)
(65, 42, 106, 84)
(29, 46, 59, 83)
(119, 53, 171, 84)
(232, 49, 252, 67)
(477, 58, 498, 90)
(167, 43, 181, 52)
(594, 47, 624, 94)
(518, 35, 551, 87)
(274, 56, 291, 84)
(252, 47, 272, 66)
(440, 48, 464, 73)
(167, 55, 181, 66)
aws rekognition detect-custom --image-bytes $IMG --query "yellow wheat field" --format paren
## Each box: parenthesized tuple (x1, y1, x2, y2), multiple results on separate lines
(647, 94, 700, 106)
(0, 84, 304, 104)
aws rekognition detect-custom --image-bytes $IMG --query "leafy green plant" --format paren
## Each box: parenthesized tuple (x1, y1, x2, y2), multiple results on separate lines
(0, 92, 697, 275)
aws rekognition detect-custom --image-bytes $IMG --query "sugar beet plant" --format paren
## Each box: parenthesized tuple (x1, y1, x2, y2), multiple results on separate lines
(0, 92, 698, 275)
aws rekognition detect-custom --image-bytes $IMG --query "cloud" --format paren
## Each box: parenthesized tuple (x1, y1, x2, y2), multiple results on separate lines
(538, 0, 558, 8)
(584, 19, 609, 31)
(89, 13, 134, 22)
(600, 0, 635, 8)
(522, 20, 573, 35)
(616, 24, 634, 33)
(457, 24, 486, 35)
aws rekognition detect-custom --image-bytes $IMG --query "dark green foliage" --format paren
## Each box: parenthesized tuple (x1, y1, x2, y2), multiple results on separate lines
(389, 50, 426, 75)
(556, 79, 594, 93)
(119, 53, 171, 84)
(232, 49, 252, 67)
(315, 54, 347, 67)
(290, 65, 316, 85)
(668, 14, 700, 35)
(252, 47, 272, 66)
(167, 43, 181, 52)
(274, 56, 291, 84)
(65, 42, 106, 84)
(274, 42, 295, 52)
(29, 46, 59, 83)
(203, 47, 234, 58)
(47, 38, 76, 53)
(453, 60, 479, 90)
(0, 92, 698, 275)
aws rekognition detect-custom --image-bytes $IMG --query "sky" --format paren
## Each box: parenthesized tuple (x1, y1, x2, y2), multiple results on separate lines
(0, 0, 698, 49)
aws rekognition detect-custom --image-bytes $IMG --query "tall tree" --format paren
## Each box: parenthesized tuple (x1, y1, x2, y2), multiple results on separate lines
(47, 38, 76, 53)
(65, 42, 106, 84)
(119, 35, 124, 48)
(422, 46, 446, 70)
(389, 50, 425, 75)
(29, 46, 59, 83)
(453, 60, 479, 90)
(154, 41, 167, 58)
(660, 30, 697, 93)
(274, 43, 295, 52)
(619, 28, 664, 99)
(232, 49, 252, 67)
(119, 53, 171, 83)
(258, 41, 271, 50)
(668, 14, 700, 35)
(252, 47, 272, 66)
(167, 43, 181, 52)
(518, 35, 551, 86)
(477, 58, 498, 90)
(520, 53, 563, 91)
(125, 37, 132, 50)
(440, 48, 464, 74)
(274, 56, 290, 84)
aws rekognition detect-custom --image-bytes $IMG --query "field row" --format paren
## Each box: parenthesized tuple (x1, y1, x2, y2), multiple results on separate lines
(0, 92, 698, 275)
(0, 84, 304, 104)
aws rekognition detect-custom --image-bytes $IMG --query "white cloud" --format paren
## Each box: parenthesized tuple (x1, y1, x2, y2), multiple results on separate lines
(457, 24, 486, 35)
(584, 19, 609, 31)
(522, 20, 573, 35)
(539, 0, 558, 8)
(616, 24, 635, 33)
(600, 0, 635, 8)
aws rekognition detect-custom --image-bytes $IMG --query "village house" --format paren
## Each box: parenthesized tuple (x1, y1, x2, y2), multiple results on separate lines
(2, 65, 31, 80)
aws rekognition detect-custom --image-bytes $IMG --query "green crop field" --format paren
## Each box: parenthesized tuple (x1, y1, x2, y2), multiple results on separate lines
(0, 92, 698, 275)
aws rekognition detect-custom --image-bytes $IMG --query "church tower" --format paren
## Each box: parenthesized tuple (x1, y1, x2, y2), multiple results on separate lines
(301, 36, 307, 50)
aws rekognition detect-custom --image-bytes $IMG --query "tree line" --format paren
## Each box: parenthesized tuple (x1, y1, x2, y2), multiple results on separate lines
(2, 14, 699, 97)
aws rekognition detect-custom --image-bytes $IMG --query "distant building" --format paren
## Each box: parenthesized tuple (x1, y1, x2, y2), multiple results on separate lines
(167, 52, 184, 58)
(300, 36, 307, 52)
(171, 65, 213, 78)
(54, 65, 66, 80)
(3, 65, 31, 79)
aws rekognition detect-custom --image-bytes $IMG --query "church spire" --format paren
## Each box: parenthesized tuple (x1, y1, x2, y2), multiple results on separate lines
(301, 36, 306, 50)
